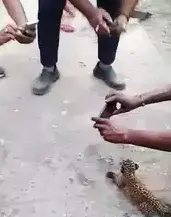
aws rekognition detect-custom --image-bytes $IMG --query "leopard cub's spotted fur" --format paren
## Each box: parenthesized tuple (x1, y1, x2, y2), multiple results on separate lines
(106, 159, 171, 217)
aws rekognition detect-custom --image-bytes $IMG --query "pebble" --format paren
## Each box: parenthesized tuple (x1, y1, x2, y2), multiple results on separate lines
(61, 111, 68, 116)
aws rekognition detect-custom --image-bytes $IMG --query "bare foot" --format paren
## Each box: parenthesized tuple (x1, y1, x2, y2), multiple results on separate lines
(60, 1, 76, 33)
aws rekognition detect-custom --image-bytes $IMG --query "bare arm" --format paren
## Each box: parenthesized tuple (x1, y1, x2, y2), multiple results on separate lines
(69, 0, 96, 19)
(2, 0, 27, 26)
(126, 129, 171, 152)
(120, 0, 138, 18)
(138, 85, 171, 106)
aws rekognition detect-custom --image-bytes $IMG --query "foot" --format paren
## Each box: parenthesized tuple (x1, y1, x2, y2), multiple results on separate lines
(93, 62, 125, 90)
(0, 66, 6, 78)
(32, 66, 60, 95)
(60, 24, 75, 32)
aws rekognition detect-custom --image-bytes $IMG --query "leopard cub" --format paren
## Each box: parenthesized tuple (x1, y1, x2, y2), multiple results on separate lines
(106, 159, 171, 217)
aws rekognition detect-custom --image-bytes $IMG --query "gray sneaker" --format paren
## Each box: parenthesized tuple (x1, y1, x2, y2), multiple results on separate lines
(93, 62, 125, 90)
(32, 66, 60, 95)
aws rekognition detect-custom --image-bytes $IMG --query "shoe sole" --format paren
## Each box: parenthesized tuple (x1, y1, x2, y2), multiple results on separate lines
(32, 73, 60, 96)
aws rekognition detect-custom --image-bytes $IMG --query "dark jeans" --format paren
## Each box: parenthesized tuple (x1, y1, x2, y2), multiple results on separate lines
(38, 0, 121, 67)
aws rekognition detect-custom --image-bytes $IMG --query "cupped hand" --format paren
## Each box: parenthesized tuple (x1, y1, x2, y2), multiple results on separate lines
(105, 91, 142, 115)
(92, 117, 128, 144)
(88, 8, 112, 36)
(15, 26, 36, 44)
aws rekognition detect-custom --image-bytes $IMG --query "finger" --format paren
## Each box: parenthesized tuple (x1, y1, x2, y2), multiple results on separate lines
(24, 29, 36, 37)
(101, 9, 113, 23)
(97, 22, 110, 35)
(18, 26, 36, 35)
(5, 25, 17, 36)
(15, 33, 34, 44)
(17, 26, 24, 32)
(103, 136, 113, 143)
(105, 96, 117, 103)
(112, 108, 126, 115)
(91, 117, 100, 122)
(6, 24, 18, 31)
(5, 33, 15, 40)
(105, 93, 115, 100)
(92, 117, 109, 124)
(16, 30, 34, 39)
(94, 124, 109, 131)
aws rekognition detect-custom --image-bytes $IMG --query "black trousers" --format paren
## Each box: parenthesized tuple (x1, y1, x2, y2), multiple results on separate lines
(38, 0, 121, 67)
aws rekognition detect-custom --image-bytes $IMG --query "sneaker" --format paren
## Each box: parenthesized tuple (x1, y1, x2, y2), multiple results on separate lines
(93, 62, 125, 90)
(32, 66, 60, 95)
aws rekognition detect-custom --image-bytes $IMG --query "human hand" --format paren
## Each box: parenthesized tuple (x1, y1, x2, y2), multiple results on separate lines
(92, 117, 128, 144)
(105, 91, 143, 115)
(113, 15, 128, 35)
(15, 25, 36, 44)
(0, 24, 17, 45)
(88, 8, 112, 35)
(64, 1, 75, 17)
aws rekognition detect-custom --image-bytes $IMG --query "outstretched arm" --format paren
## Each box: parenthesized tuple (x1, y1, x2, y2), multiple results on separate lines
(139, 85, 171, 106)
(2, 0, 27, 26)
(105, 84, 171, 116)
(92, 117, 171, 152)
(126, 129, 171, 152)
(69, 0, 96, 19)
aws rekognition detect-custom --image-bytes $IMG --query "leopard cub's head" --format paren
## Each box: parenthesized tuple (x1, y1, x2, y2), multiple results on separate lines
(120, 159, 139, 175)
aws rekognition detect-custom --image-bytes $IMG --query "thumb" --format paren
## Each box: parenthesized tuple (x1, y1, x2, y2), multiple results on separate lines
(105, 95, 118, 103)
(112, 108, 125, 116)
(5, 33, 15, 40)
(101, 9, 112, 23)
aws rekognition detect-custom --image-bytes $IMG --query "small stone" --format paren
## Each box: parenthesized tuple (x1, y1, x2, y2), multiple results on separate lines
(166, 125, 170, 130)
(0, 139, 4, 146)
(69, 177, 74, 184)
(52, 125, 58, 128)
(84, 204, 89, 212)
(76, 153, 84, 161)
(63, 100, 70, 104)
(20, 162, 25, 167)
(140, 148, 145, 152)
(79, 61, 86, 68)
(61, 111, 68, 116)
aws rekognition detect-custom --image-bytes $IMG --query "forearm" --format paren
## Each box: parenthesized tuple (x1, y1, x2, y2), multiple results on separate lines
(120, 0, 138, 18)
(126, 129, 171, 152)
(2, 0, 27, 26)
(69, 0, 96, 19)
(138, 85, 171, 106)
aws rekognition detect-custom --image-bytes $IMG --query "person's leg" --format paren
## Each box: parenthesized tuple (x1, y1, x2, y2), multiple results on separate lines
(94, 0, 125, 90)
(32, 0, 66, 95)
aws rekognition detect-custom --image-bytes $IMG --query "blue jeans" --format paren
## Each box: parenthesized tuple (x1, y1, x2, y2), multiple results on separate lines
(38, 0, 121, 66)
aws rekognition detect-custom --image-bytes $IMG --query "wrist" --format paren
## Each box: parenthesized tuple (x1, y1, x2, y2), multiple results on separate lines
(16, 19, 27, 28)
(134, 94, 146, 108)
(124, 129, 136, 144)
(122, 129, 132, 144)
(80, 5, 97, 20)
